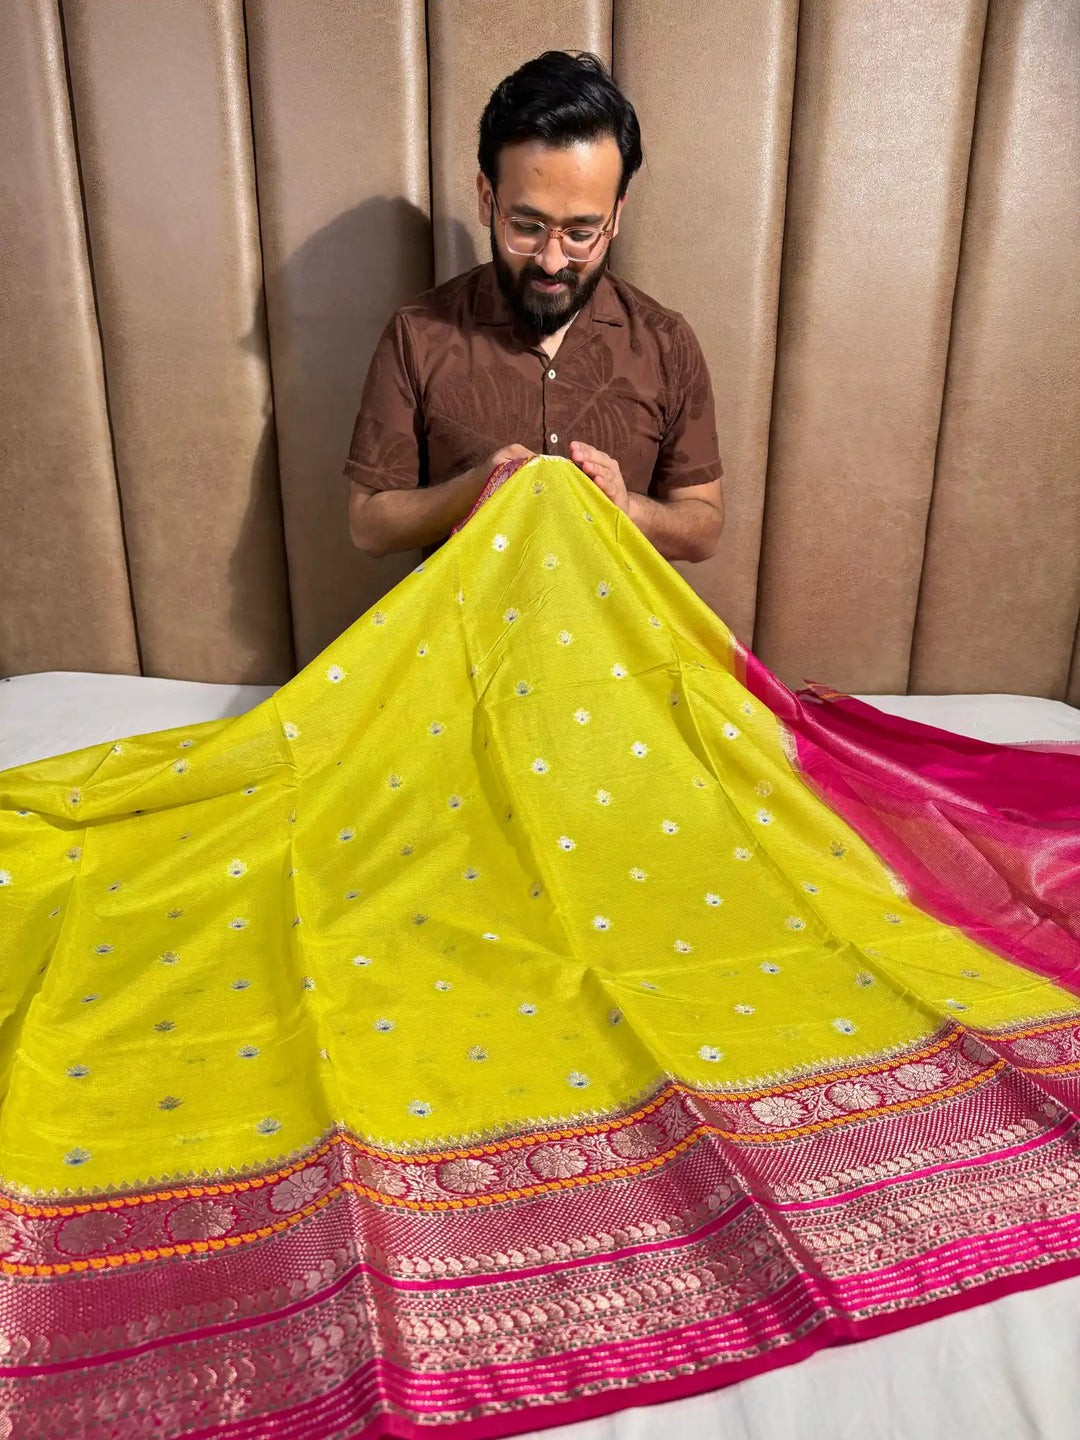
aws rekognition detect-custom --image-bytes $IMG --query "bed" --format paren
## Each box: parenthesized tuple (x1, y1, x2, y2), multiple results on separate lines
(3, 670, 1079, 1440)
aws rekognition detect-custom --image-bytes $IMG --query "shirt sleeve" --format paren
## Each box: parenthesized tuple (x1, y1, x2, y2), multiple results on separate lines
(342, 311, 426, 493)
(650, 317, 724, 495)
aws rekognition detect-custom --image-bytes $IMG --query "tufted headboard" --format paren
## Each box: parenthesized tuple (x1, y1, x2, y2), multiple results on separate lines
(2, 0, 1078, 700)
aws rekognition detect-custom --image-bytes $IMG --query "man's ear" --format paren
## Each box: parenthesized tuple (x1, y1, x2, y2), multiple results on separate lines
(612, 195, 625, 241)
(476, 172, 492, 228)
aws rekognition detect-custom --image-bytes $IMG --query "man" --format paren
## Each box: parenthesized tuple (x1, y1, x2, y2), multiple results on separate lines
(346, 50, 723, 564)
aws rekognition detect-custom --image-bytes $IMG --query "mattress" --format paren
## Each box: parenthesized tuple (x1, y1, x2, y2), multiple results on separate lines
(3, 670, 1080, 1440)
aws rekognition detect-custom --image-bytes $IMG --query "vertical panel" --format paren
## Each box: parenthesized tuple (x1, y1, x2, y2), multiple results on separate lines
(910, 0, 1080, 700)
(246, 0, 431, 665)
(0, 1, 137, 677)
(429, 2, 611, 285)
(614, 0, 797, 646)
(754, 0, 987, 694)
(61, 0, 293, 685)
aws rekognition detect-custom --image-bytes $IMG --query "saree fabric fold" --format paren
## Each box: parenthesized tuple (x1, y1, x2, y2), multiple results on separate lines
(2, 455, 1080, 1438)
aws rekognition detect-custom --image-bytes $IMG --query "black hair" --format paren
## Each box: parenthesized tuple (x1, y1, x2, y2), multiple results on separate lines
(478, 51, 643, 202)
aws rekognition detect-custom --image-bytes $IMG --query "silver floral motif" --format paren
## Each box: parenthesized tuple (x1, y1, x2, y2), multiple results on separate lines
(438, 1157, 497, 1194)
(167, 1199, 237, 1242)
(268, 1164, 329, 1214)
(528, 1145, 588, 1180)
(56, 1210, 130, 1254)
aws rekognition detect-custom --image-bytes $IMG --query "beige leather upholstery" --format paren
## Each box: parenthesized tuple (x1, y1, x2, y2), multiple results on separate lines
(246, 0, 432, 663)
(910, 0, 1080, 702)
(0, 1, 138, 677)
(753, 0, 987, 695)
(1, 1, 1078, 700)
(61, 0, 293, 684)
(615, 0, 798, 644)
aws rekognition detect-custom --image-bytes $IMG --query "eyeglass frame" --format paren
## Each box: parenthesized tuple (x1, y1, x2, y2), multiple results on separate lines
(490, 191, 619, 263)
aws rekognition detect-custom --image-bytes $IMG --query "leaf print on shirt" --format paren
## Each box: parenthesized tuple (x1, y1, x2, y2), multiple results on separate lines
(326, 665, 346, 683)
(492, 534, 508, 552)
(592, 916, 612, 931)
(0, 872, 12, 887)
(227, 860, 247, 878)
(514, 682, 532, 697)
(610, 663, 628, 679)
(256, 1118, 282, 1136)
(543, 553, 559, 569)
(734, 1004, 755, 1016)
(629, 867, 648, 882)
(832, 1018, 857, 1034)
(557, 836, 577, 852)
(531, 759, 550, 775)
(567, 1072, 591, 1089)
(408, 1101, 432, 1117)
(674, 940, 693, 954)
(172, 761, 189, 775)
(755, 810, 774, 825)
(661, 820, 680, 835)
(557, 630, 573, 646)
(228, 918, 248, 931)
(698, 1046, 722, 1063)
(503, 608, 519, 624)
(338, 827, 355, 843)
(518, 1003, 538, 1016)
(373, 1019, 395, 1033)
(631, 742, 648, 758)
(705, 893, 723, 907)
(785, 916, 806, 931)
(595, 789, 612, 806)
(283, 722, 300, 741)
(596, 582, 611, 598)
(387, 774, 403, 791)
(723, 724, 740, 740)
(574, 709, 591, 725)
(734, 847, 752, 861)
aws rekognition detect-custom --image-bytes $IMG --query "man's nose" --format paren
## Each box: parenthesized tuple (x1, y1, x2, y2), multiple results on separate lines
(539, 235, 569, 274)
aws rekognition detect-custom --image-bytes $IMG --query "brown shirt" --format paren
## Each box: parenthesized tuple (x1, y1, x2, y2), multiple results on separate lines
(344, 262, 723, 499)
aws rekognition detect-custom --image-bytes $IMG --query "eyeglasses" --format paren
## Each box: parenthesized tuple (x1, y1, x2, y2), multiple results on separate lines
(491, 193, 617, 263)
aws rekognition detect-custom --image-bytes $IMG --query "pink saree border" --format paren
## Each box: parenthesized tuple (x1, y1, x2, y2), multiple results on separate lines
(5, 1013, 1080, 1437)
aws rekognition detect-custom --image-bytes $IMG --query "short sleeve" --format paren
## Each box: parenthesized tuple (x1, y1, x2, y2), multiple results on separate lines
(650, 318, 724, 495)
(343, 311, 426, 494)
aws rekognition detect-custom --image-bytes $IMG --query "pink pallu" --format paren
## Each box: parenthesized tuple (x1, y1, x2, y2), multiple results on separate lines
(5, 457, 1080, 1438)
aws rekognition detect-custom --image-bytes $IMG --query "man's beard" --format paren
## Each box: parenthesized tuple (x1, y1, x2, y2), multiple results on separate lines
(489, 217, 610, 339)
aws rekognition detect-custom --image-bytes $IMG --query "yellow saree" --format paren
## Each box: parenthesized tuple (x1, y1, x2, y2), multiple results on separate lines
(2, 456, 1079, 1437)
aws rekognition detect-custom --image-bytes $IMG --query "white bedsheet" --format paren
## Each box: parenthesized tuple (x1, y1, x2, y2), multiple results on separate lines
(3, 671, 1080, 1440)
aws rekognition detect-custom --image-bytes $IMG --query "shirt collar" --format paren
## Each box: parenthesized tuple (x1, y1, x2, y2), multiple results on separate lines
(475, 262, 624, 333)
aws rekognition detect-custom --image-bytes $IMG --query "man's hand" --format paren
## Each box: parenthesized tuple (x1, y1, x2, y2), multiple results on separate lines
(570, 440, 630, 514)
(486, 443, 535, 475)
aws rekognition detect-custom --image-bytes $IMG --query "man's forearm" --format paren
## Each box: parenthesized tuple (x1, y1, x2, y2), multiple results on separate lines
(350, 465, 490, 558)
(627, 491, 723, 564)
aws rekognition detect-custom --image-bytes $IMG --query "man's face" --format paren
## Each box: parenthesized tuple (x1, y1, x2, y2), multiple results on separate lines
(477, 136, 623, 338)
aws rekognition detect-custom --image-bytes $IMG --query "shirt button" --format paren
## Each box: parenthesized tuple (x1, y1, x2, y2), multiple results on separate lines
(547, 369, 556, 380)
(549, 433, 558, 446)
